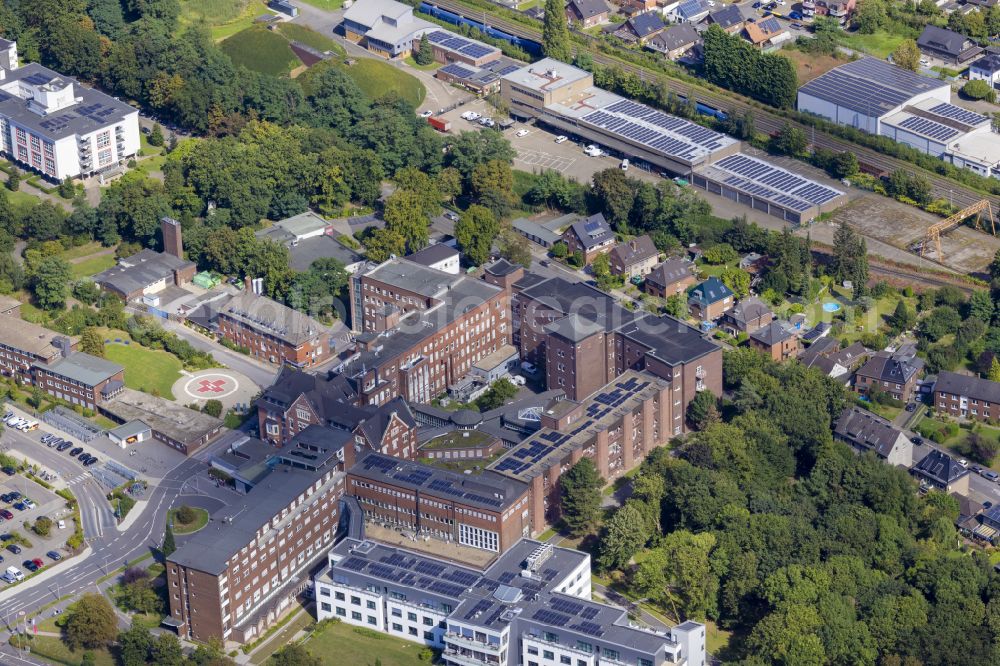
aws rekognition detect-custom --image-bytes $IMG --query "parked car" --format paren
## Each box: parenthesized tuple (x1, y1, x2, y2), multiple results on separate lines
(443, 211, 459, 221)
(22, 499, 34, 509)
(31, 558, 42, 568)
(46, 551, 62, 561)
(40, 434, 54, 444)
(69, 447, 83, 457)
(911, 436, 923, 445)
(0, 510, 9, 520)
(789, 10, 802, 19)
(620, 158, 629, 171)
(984, 470, 1000, 482)
(84, 457, 99, 467)
(905, 402, 916, 412)
(554, 135, 568, 143)
(419, 110, 433, 118)
(520, 361, 538, 375)
(57, 441, 72, 452)
(6, 544, 21, 554)
(515, 128, 529, 137)
(12, 503, 25, 512)
(22, 560, 37, 572)
(958, 458, 969, 468)
(2, 467, 14, 475)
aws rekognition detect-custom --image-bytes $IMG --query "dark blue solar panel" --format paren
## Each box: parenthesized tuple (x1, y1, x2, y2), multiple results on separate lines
(440, 63, 476, 79)
(461, 44, 495, 58)
(928, 102, 989, 127)
(897, 115, 960, 142)
(427, 31, 451, 44)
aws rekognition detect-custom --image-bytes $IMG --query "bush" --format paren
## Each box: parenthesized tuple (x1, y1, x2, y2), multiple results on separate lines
(962, 79, 996, 102)
(703, 243, 738, 265)
(175, 505, 197, 524)
(32, 516, 51, 537)
(201, 399, 223, 418)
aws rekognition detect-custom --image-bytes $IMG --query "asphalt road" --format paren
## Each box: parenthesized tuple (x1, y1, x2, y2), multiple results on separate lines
(0, 437, 208, 625)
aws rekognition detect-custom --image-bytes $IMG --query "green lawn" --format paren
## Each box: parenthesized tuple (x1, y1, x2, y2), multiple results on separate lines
(297, 0, 346, 9)
(276, 23, 344, 55)
(7, 186, 41, 213)
(180, 0, 274, 41)
(916, 414, 1000, 467)
(11, 635, 116, 666)
(59, 241, 106, 261)
(250, 608, 314, 665)
(836, 30, 908, 59)
(295, 620, 428, 666)
(222, 26, 300, 76)
(403, 55, 441, 71)
(337, 59, 425, 106)
(70, 254, 117, 279)
(171, 506, 210, 534)
(103, 332, 183, 399)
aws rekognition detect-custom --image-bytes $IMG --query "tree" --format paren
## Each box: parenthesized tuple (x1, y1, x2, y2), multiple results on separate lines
(273, 644, 322, 666)
(58, 176, 75, 199)
(80, 327, 105, 358)
(31, 256, 72, 310)
(891, 39, 921, 71)
(384, 189, 430, 252)
(162, 521, 176, 557)
(687, 390, 720, 430)
(6, 170, 19, 191)
(202, 399, 223, 417)
(148, 122, 164, 147)
(471, 160, 515, 218)
(704, 243, 738, 265)
(968, 431, 999, 465)
(559, 458, 602, 536)
(963, 79, 996, 102)
(831, 152, 859, 179)
(665, 294, 687, 319)
(542, 0, 571, 61)
(415, 33, 434, 66)
(455, 205, 501, 266)
(721, 267, 751, 299)
(597, 503, 649, 571)
(119, 623, 153, 666)
(831, 222, 868, 297)
(551, 241, 569, 259)
(854, 0, 886, 33)
(476, 378, 519, 411)
(990, 356, 1000, 382)
(33, 516, 51, 536)
(363, 227, 407, 263)
(888, 300, 915, 333)
(64, 593, 118, 649)
(497, 226, 532, 268)
(149, 632, 184, 666)
(772, 123, 808, 156)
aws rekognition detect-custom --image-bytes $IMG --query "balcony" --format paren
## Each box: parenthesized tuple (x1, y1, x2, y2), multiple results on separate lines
(446, 633, 502, 653)
(442, 649, 499, 666)
(695, 367, 706, 380)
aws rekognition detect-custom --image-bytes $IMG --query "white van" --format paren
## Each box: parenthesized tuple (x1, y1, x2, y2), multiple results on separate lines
(5, 566, 23, 582)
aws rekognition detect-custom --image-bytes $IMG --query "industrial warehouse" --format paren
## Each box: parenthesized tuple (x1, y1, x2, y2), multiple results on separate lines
(798, 57, 1000, 178)
(501, 58, 846, 222)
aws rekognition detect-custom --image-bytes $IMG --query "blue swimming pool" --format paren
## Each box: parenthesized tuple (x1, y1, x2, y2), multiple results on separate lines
(822, 302, 842, 313)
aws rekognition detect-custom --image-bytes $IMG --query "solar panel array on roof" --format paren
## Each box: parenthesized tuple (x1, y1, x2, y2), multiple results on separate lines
(757, 16, 781, 32)
(896, 115, 960, 143)
(799, 57, 945, 117)
(425, 30, 498, 60)
(927, 102, 989, 127)
(336, 546, 481, 599)
(23, 72, 53, 86)
(581, 98, 728, 163)
(677, 0, 708, 16)
(709, 154, 844, 213)
(440, 63, 476, 79)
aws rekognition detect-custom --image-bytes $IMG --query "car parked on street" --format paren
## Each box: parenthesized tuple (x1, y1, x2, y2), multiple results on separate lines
(69, 447, 83, 457)
(56, 441, 72, 452)
(984, 470, 1000, 482)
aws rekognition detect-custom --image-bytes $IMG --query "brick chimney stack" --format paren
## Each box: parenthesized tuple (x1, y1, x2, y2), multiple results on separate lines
(161, 216, 183, 259)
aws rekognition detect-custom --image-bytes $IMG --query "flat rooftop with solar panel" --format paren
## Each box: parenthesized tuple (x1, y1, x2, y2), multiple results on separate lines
(692, 152, 848, 224)
(422, 30, 502, 67)
(0, 39, 139, 180)
(315, 537, 708, 666)
(501, 58, 739, 174)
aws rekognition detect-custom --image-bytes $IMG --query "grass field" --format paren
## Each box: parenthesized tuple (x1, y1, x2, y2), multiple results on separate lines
(180, 0, 274, 41)
(222, 26, 300, 76)
(338, 59, 425, 106)
(781, 49, 844, 84)
(58, 241, 105, 261)
(275, 23, 344, 55)
(103, 332, 183, 399)
(295, 620, 428, 666)
(297, 0, 346, 9)
(11, 635, 116, 666)
(836, 30, 907, 58)
(250, 608, 314, 665)
(171, 506, 210, 534)
(403, 55, 441, 71)
(70, 254, 117, 279)
(7, 186, 41, 213)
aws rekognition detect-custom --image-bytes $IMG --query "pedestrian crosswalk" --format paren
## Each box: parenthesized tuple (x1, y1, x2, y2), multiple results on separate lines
(64, 472, 91, 487)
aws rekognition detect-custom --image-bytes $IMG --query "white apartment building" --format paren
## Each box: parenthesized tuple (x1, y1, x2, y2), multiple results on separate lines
(315, 538, 706, 666)
(0, 39, 139, 180)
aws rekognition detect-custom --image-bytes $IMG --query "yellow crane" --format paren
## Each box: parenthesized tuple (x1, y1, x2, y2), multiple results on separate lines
(920, 199, 995, 260)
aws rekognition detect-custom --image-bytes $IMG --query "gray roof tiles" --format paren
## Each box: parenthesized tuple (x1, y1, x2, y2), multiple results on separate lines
(934, 370, 1000, 404)
(39, 352, 122, 386)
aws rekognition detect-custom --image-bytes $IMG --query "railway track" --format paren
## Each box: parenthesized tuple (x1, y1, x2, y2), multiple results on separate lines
(427, 0, 1000, 213)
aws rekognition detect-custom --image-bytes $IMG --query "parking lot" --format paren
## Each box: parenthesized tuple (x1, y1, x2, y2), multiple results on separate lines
(440, 98, 662, 185)
(0, 471, 73, 584)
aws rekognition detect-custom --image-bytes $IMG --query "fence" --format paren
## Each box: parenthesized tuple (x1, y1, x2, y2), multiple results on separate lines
(41, 406, 105, 443)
